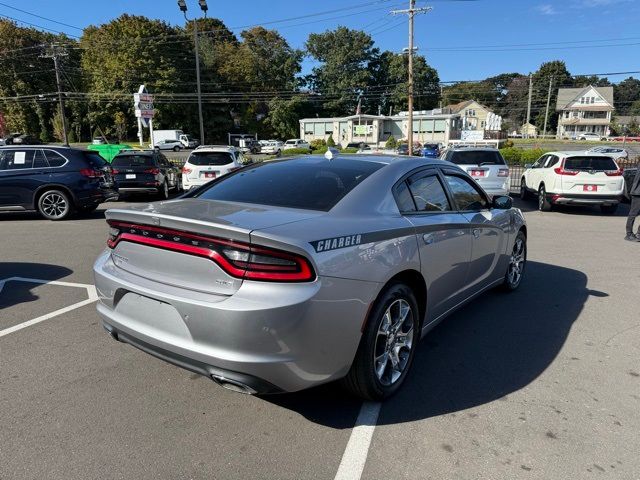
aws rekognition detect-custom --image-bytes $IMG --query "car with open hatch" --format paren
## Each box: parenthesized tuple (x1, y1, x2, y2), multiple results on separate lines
(0, 145, 117, 220)
(519, 151, 625, 213)
(93, 151, 527, 400)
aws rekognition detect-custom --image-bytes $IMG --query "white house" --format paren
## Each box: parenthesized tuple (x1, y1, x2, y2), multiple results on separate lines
(556, 85, 614, 139)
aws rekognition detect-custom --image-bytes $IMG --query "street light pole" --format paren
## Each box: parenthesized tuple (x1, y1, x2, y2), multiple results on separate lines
(178, 0, 207, 146)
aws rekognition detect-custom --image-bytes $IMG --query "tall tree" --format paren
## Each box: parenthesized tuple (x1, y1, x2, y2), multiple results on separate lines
(305, 27, 378, 116)
(613, 77, 640, 115)
(531, 61, 572, 133)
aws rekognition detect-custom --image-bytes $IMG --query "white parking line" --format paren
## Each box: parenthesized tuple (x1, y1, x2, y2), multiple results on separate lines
(0, 277, 98, 338)
(334, 401, 382, 480)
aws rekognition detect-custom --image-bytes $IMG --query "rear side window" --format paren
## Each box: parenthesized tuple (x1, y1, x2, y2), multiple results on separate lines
(444, 174, 489, 211)
(83, 152, 107, 168)
(408, 174, 451, 212)
(0, 150, 34, 169)
(188, 152, 234, 166)
(196, 158, 383, 211)
(448, 150, 505, 166)
(564, 156, 617, 171)
(395, 181, 416, 212)
(44, 150, 68, 167)
(112, 155, 156, 167)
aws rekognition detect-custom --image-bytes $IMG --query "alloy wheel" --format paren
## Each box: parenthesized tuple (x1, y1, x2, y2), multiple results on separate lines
(41, 192, 68, 219)
(507, 237, 526, 287)
(373, 299, 415, 386)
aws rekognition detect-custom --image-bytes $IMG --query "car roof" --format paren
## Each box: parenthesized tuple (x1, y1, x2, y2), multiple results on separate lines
(194, 145, 237, 152)
(448, 146, 499, 152)
(115, 149, 155, 156)
(0, 145, 80, 151)
(547, 151, 617, 157)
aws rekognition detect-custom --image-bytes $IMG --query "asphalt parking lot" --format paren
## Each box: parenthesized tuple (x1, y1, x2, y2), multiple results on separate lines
(1, 197, 639, 480)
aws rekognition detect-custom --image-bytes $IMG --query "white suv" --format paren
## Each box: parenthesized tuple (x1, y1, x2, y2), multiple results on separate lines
(181, 146, 244, 190)
(283, 139, 310, 151)
(519, 151, 625, 213)
(440, 147, 510, 197)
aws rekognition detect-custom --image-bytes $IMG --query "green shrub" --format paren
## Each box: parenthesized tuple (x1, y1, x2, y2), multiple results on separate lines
(281, 147, 312, 157)
(326, 134, 336, 147)
(385, 135, 397, 149)
(310, 138, 326, 150)
(313, 145, 328, 154)
(340, 147, 359, 154)
(499, 147, 549, 165)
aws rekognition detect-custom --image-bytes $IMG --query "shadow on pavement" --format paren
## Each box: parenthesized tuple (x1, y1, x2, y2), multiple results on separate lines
(267, 261, 602, 428)
(0, 262, 73, 310)
(512, 195, 630, 217)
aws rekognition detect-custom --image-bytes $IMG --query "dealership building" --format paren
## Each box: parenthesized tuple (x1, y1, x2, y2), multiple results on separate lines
(299, 101, 503, 146)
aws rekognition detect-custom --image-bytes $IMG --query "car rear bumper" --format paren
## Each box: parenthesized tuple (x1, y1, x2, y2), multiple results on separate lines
(93, 250, 379, 393)
(548, 193, 624, 205)
(76, 187, 119, 207)
(118, 187, 159, 194)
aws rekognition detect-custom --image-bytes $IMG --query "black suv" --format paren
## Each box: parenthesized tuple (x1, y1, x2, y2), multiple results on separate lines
(0, 146, 117, 220)
(111, 150, 182, 199)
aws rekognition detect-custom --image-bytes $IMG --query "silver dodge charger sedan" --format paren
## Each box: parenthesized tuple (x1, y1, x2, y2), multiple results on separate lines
(94, 152, 527, 400)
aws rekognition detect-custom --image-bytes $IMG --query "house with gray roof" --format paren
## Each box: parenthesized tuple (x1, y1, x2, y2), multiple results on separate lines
(556, 85, 614, 139)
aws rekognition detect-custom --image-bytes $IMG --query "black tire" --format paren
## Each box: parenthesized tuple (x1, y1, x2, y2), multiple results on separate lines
(158, 181, 169, 200)
(341, 282, 419, 400)
(519, 178, 530, 200)
(173, 146, 180, 152)
(538, 184, 552, 212)
(600, 204, 618, 214)
(501, 230, 527, 291)
(37, 189, 73, 220)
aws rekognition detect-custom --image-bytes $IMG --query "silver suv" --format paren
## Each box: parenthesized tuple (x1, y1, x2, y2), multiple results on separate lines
(441, 147, 510, 197)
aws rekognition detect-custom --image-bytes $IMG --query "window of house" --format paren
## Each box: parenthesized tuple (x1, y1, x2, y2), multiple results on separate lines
(434, 120, 445, 133)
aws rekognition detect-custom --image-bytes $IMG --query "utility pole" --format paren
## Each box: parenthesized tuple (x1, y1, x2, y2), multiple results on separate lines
(178, 0, 207, 146)
(392, 1, 432, 152)
(42, 44, 68, 145)
(525, 74, 533, 139)
(543, 76, 553, 138)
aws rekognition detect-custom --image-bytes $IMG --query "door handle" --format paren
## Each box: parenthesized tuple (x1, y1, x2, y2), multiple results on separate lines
(473, 228, 481, 238)
(422, 233, 434, 245)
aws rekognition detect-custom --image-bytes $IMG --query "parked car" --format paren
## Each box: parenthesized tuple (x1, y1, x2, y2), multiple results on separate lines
(421, 143, 440, 158)
(111, 150, 182, 199)
(154, 130, 198, 149)
(586, 146, 628, 160)
(283, 139, 310, 151)
(396, 144, 410, 155)
(261, 140, 284, 156)
(150, 139, 183, 152)
(0, 146, 117, 220)
(345, 142, 371, 151)
(519, 151, 625, 213)
(576, 132, 604, 141)
(94, 154, 526, 400)
(4, 133, 42, 145)
(440, 147, 510, 197)
(182, 146, 244, 190)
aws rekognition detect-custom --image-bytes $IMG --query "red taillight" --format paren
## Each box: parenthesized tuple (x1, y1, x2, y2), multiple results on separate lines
(112, 169, 120, 174)
(554, 166, 579, 176)
(80, 168, 102, 178)
(497, 168, 510, 177)
(604, 169, 623, 176)
(182, 166, 192, 174)
(144, 168, 160, 175)
(106, 221, 315, 282)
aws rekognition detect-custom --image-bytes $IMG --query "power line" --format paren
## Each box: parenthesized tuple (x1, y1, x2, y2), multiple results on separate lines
(0, 1, 83, 31)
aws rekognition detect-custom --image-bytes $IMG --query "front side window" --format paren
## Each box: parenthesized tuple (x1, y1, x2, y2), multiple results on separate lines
(444, 174, 489, 211)
(407, 174, 451, 212)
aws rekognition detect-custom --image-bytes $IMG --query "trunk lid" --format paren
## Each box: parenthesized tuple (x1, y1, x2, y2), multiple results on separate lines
(559, 156, 622, 194)
(105, 199, 321, 295)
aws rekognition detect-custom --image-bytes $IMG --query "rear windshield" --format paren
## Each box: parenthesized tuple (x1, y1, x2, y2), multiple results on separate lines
(448, 150, 505, 166)
(112, 155, 156, 167)
(188, 152, 234, 166)
(195, 158, 383, 211)
(564, 156, 617, 171)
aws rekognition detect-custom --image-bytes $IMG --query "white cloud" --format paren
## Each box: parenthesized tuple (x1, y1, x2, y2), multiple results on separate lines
(576, 0, 630, 6)
(536, 4, 558, 15)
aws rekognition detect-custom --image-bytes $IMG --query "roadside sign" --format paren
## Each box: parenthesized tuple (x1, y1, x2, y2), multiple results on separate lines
(134, 85, 155, 127)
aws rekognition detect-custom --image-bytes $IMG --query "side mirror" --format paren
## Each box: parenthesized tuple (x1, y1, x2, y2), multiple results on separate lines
(524, 163, 533, 169)
(492, 195, 513, 210)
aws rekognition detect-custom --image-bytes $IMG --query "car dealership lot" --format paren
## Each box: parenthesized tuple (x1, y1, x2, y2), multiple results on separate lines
(1, 199, 639, 480)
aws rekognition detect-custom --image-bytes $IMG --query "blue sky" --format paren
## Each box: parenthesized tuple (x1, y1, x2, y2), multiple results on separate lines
(4, 0, 640, 83)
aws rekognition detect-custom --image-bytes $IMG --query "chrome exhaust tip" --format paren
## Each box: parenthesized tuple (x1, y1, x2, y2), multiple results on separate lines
(211, 375, 257, 395)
